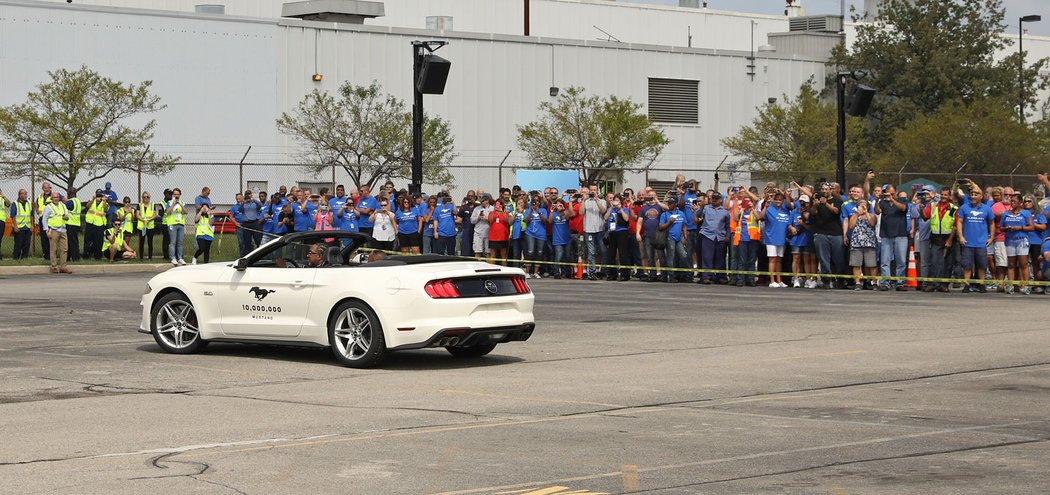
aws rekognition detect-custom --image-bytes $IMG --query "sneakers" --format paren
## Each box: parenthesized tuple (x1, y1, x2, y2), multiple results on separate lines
(792, 279, 801, 288)
(854, 285, 863, 291)
(769, 282, 779, 288)
(1021, 287, 1031, 295)
(191, 257, 197, 265)
(1005, 285, 1014, 295)
(177, 258, 186, 266)
(778, 282, 788, 288)
(171, 258, 178, 266)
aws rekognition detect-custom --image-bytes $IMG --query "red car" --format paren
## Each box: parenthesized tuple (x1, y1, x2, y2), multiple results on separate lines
(208, 212, 237, 234)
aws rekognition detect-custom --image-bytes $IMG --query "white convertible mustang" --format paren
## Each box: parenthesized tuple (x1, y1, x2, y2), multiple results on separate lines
(139, 231, 536, 368)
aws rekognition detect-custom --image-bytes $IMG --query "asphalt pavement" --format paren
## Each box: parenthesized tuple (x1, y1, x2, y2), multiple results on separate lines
(1, 272, 1048, 495)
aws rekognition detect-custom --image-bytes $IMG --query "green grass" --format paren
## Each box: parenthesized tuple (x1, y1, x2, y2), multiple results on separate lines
(0, 230, 243, 265)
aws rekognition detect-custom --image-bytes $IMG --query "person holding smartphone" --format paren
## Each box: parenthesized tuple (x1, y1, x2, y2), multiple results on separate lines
(369, 199, 397, 251)
(165, 188, 187, 265)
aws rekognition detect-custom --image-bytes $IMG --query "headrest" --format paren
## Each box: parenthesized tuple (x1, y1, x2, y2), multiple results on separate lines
(326, 246, 343, 266)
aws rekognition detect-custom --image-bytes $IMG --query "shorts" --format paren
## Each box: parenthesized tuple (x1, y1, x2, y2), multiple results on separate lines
(849, 247, 877, 268)
(993, 241, 1008, 267)
(790, 245, 814, 255)
(397, 232, 421, 248)
(489, 240, 508, 250)
(960, 246, 989, 271)
(1004, 239, 1030, 257)
(765, 244, 785, 257)
(473, 236, 489, 254)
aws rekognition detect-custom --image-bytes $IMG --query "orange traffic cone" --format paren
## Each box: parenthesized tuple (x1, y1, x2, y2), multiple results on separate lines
(575, 256, 584, 279)
(905, 246, 918, 288)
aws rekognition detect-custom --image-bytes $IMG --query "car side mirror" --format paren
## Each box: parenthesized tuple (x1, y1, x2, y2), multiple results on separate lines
(235, 258, 248, 271)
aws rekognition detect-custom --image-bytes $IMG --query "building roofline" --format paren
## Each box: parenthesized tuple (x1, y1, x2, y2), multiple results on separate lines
(278, 17, 832, 62)
(0, 0, 277, 26)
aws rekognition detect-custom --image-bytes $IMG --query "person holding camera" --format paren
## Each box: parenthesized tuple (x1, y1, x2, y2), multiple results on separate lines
(314, 198, 336, 232)
(522, 194, 549, 278)
(637, 190, 666, 282)
(432, 192, 458, 256)
(369, 199, 397, 251)
(757, 191, 791, 288)
(787, 194, 817, 288)
(165, 188, 187, 265)
(875, 184, 910, 291)
(848, 199, 878, 290)
(191, 204, 215, 264)
(809, 184, 844, 289)
(470, 194, 495, 258)
(920, 187, 957, 292)
(730, 198, 760, 287)
(601, 195, 632, 281)
(581, 185, 607, 280)
(659, 194, 689, 283)
(699, 191, 731, 285)
(103, 218, 137, 263)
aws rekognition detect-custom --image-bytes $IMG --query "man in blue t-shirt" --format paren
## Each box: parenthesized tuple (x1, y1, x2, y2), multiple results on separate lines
(659, 200, 688, 282)
(699, 193, 731, 284)
(550, 203, 572, 278)
(636, 192, 665, 280)
(955, 189, 995, 292)
(433, 197, 458, 256)
(758, 192, 791, 287)
(328, 185, 348, 230)
(356, 185, 380, 236)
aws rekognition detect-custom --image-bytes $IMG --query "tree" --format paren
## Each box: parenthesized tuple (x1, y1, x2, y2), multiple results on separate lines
(879, 98, 1043, 177)
(721, 81, 870, 182)
(276, 81, 456, 190)
(516, 86, 669, 184)
(830, 0, 1049, 147)
(0, 66, 176, 195)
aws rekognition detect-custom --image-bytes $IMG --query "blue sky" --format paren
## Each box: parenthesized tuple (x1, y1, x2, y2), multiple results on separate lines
(627, 0, 1050, 36)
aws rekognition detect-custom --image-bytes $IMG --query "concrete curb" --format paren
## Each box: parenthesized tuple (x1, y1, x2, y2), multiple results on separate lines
(0, 263, 175, 276)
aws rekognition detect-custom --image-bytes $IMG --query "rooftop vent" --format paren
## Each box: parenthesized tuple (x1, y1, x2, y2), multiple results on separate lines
(281, 0, 385, 24)
(194, 4, 225, 14)
(788, 15, 842, 33)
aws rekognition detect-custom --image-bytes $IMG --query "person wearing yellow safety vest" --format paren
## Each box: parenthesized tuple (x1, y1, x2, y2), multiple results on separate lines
(63, 187, 83, 262)
(83, 190, 109, 260)
(135, 191, 161, 259)
(36, 182, 53, 260)
(103, 217, 137, 262)
(11, 189, 34, 259)
(0, 189, 10, 260)
(116, 197, 138, 256)
(42, 191, 72, 274)
(191, 204, 215, 264)
(921, 187, 957, 293)
(159, 188, 175, 261)
(165, 188, 187, 265)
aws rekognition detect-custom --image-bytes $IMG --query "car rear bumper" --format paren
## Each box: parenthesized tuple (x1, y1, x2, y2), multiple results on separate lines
(389, 322, 535, 350)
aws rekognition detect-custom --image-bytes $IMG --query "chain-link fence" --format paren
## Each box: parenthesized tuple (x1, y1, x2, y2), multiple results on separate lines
(1, 161, 1046, 211)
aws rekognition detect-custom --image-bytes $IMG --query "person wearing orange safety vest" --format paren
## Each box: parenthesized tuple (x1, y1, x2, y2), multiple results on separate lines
(732, 198, 761, 287)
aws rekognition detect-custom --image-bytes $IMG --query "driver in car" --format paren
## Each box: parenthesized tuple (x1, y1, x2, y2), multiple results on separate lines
(305, 243, 330, 268)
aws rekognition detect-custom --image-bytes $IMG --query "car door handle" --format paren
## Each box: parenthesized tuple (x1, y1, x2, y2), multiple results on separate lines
(291, 280, 307, 288)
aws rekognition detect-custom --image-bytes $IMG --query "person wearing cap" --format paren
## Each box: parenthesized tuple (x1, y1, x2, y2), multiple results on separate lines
(82, 189, 108, 259)
(62, 187, 82, 262)
(787, 194, 817, 288)
(920, 187, 957, 292)
(912, 185, 936, 290)
(42, 191, 71, 274)
(101, 181, 119, 226)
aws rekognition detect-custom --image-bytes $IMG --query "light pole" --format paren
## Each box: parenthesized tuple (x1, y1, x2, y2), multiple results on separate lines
(1019, 15, 1041, 122)
(410, 40, 450, 195)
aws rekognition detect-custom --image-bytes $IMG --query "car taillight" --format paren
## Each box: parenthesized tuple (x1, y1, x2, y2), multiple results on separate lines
(424, 279, 461, 298)
(511, 276, 531, 294)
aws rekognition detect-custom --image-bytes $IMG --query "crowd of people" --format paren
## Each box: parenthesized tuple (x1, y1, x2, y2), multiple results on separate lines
(3, 173, 1049, 294)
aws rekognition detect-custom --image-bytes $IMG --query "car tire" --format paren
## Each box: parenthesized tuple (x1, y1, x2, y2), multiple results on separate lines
(151, 292, 207, 354)
(445, 343, 497, 358)
(328, 300, 387, 368)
